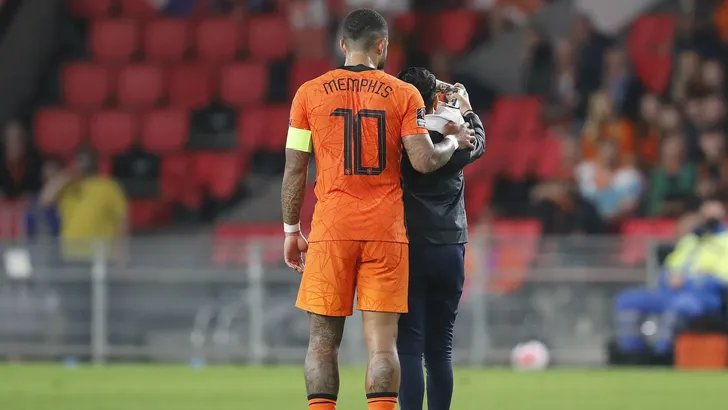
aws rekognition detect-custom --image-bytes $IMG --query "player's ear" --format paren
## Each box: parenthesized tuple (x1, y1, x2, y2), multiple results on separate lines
(339, 39, 347, 55)
(376, 38, 387, 56)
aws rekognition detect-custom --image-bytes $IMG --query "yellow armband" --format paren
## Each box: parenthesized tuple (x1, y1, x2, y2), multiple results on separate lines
(286, 127, 312, 153)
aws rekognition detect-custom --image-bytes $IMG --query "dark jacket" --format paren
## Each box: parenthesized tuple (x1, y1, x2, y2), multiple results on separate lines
(402, 111, 486, 245)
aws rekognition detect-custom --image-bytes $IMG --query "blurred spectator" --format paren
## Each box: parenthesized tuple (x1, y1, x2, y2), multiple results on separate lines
(614, 198, 728, 357)
(647, 134, 697, 217)
(547, 39, 576, 112)
(601, 48, 631, 114)
(580, 91, 634, 165)
(25, 158, 63, 238)
(696, 129, 728, 200)
(632, 94, 661, 170)
(40, 148, 127, 261)
(670, 50, 702, 105)
(701, 59, 724, 94)
(0, 121, 42, 199)
(572, 13, 614, 119)
(575, 139, 642, 226)
(531, 138, 604, 234)
(523, 25, 554, 96)
(289, 0, 328, 29)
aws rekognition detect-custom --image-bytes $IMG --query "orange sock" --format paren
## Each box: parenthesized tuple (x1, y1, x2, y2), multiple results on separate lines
(366, 393, 398, 410)
(308, 394, 336, 410)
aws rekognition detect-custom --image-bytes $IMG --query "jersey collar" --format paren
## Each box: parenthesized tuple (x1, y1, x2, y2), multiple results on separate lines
(338, 64, 377, 72)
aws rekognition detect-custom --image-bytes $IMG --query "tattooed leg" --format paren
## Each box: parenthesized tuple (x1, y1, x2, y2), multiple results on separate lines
(305, 313, 346, 396)
(362, 311, 401, 394)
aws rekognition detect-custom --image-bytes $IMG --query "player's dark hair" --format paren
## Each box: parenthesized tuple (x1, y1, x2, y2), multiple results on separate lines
(342, 8, 388, 51)
(397, 67, 437, 111)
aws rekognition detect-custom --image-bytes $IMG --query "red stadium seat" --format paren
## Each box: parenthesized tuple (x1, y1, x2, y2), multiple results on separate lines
(67, 0, 114, 19)
(465, 177, 493, 218)
(117, 64, 164, 109)
(505, 138, 538, 181)
(620, 219, 677, 265)
(62, 63, 111, 108)
(120, 0, 160, 20)
(384, 45, 405, 76)
(169, 64, 212, 109)
(144, 19, 189, 63)
(129, 200, 158, 231)
(89, 110, 136, 155)
(292, 28, 329, 60)
(237, 107, 266, 151)
(191, 153, 239, 198)
(195, 18, 240, 62)
(220, 62, 268, 106)
(517, 97, 543, 139)
(534, 135, 563, 180)
(247, 16, 291, 60)
(209, 154, 240, 200)
(438, 11, 478, 54)
(141, 108, 189, 153)
(262, 105, 290, 151)
(629, 14, 675, 94)
(161, 154, 188, 202)
(90, 20, 139, 63)
(289, 59, 331, 99)
(34, 109, 85, 156)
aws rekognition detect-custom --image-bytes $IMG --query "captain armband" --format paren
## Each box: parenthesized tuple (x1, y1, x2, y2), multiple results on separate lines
(286, 127, 313, 153)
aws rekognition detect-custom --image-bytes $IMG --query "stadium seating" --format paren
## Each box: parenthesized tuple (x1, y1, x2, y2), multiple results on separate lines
(220, 62, 268, 106)
(247, 16, 291, 60)
(120, 0, 159, 20)
(628, 14, 675, 94)
(140, 108, 189, 153)
(67, 0, 114, 19)
(289, 59, 332, 99)
(144, 19, 189, 63)
(34, 108, 84, 156)
(90, 19, 139, 63)
(195, 18, 241, 62)
(168, 64, 212, 109)
(438, 10, 478, 55)
(62, 63, 111, 108)
(117, 64, 165, 108)
(89, 110, 136, 154)
(620, 219, 677, 265)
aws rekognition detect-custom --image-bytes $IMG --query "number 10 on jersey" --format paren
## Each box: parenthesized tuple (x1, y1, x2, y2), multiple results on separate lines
(330, 108, 387, 176)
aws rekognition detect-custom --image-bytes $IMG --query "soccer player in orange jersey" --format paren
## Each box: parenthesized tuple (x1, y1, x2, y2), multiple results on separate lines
(280, 9, 475, 410)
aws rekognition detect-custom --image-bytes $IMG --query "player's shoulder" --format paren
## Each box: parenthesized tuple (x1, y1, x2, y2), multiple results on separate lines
(293, 69, 344, 98)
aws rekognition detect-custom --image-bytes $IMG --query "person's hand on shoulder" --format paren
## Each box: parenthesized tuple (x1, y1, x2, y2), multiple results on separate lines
(442, 121, 475, 151)
(447, 83, 473, 116)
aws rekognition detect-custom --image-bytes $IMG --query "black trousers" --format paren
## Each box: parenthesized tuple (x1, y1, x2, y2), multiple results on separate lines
(397, 243, 465, 410)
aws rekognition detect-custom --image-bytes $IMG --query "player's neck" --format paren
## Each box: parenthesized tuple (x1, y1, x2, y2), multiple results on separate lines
(344, 53, 377, 69)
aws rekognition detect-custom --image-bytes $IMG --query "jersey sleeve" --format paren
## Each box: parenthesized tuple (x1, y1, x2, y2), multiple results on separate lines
(400, 85, 429, 137)
(286, 84, 313, 153)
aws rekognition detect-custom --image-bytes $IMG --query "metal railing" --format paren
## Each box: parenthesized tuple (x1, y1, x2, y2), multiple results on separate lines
(0, 234, 660, 366)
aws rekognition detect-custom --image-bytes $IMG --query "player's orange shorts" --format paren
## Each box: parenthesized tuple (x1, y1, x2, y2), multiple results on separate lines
(295, 241, 409, 316)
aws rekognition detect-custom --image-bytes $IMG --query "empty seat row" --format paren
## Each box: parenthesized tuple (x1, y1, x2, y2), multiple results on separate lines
(89, 17, 291, 63)
(33, 106, 291, 156)
(62, 60, 331, 109)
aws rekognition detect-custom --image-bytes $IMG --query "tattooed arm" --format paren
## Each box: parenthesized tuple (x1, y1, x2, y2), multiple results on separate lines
(281, 149, 310, 225)
(402, 123, 475, 174)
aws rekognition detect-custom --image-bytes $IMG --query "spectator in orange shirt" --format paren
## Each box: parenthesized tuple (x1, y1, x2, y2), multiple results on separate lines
(581, 91, 634, 165)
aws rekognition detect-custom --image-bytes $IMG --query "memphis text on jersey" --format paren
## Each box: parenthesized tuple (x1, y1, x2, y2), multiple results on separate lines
(322, 76, 394, 98)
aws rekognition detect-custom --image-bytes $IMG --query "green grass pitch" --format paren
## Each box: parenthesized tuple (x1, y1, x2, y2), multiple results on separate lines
(0, 365, 726, 410)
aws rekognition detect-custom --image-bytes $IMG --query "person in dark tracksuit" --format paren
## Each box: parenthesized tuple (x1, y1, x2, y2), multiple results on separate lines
(396, 67, 486, 410)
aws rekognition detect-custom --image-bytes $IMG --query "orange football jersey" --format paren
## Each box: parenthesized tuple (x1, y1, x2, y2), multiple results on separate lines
(288, 65, 429, 243)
